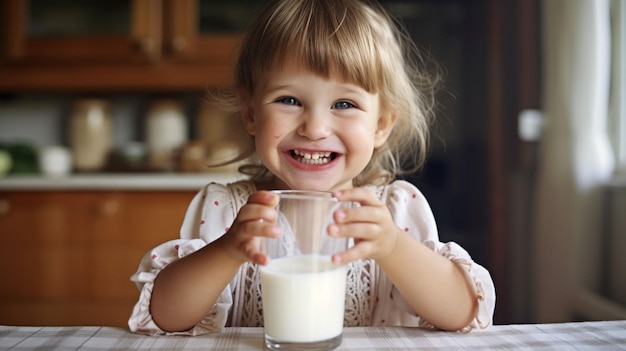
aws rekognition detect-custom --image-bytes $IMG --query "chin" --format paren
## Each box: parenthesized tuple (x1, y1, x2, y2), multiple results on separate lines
(290, 183, 332, 192)
(281, 178, 352, 192)
(275, 178, 328, 191)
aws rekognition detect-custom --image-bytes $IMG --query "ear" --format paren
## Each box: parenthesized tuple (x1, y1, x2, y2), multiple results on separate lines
(374, 112, 397, 148)
(238, 91, 257, 136)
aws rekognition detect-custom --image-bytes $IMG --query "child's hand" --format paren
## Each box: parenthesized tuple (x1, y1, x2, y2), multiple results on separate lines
(328, 188, 402, 264)
(218, 191, 281, 266)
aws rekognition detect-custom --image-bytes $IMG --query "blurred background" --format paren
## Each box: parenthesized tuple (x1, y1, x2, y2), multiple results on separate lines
(0, 0, 624, 328)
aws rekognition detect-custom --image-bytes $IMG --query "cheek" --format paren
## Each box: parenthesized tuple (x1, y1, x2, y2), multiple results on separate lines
(348, 128, 379, 155)
(259, 115, 290, 139)
(258, 122, 285, 140)
(254, 123, 285, 152)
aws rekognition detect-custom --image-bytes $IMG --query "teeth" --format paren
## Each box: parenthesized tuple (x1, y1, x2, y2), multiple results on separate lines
(292, 150, 333, 165)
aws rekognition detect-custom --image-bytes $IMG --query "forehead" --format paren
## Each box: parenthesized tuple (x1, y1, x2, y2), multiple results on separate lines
(257, 56, 366, 92)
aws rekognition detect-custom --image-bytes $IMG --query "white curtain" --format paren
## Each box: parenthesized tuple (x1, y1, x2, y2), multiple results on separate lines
(609, 0, 626, 172)
(533, 0, 615, 322)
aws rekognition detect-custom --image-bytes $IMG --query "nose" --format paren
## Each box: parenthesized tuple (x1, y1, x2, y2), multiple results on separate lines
(297, 110, 332, 140)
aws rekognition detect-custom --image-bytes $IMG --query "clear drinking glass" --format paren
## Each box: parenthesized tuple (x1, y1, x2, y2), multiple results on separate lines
(260, 190, 351, 351)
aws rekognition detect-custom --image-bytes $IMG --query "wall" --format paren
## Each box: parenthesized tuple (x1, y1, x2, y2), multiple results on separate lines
(0, 94, 203, 152)
(605, 180, 626, 309)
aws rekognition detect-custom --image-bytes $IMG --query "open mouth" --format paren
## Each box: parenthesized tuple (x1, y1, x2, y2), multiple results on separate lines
(290, 149, 337, 165)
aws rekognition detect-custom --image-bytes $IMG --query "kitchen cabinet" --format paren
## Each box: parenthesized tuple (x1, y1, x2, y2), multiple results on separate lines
(0, 0, 263, 91)
(0, 190, 195, 327)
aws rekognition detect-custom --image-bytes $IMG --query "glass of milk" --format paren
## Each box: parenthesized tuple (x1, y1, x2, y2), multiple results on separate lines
(260, 190, 351, 351)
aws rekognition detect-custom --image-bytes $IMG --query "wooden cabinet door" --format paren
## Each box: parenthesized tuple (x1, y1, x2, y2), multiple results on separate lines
(3, 0, 161, 64)
(0, 0, 266, 91)
(0, 190, 195, 327)
(90, 191, 194, 301)
(0, 192, 104, 325)
(164, 0, 262, 61)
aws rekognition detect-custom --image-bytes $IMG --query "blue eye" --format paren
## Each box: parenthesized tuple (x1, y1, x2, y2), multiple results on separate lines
(332, 101, 355, 110)
(276, 97, 300, 106)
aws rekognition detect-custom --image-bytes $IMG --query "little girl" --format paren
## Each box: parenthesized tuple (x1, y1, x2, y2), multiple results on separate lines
(129, 0, 495, 335)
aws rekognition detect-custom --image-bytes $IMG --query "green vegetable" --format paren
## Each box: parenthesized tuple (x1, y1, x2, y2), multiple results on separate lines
(7, 143, 39, 174)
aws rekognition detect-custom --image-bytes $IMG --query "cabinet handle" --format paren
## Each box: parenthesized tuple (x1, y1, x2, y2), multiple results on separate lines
(0, 199, 9, 216)
(171, 36, 187, 52)
(96, 199, 120, 216)
(136, 37, 157, 57)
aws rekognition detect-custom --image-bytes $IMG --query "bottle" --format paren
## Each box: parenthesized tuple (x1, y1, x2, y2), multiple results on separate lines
(145, 99, 188, 171)
(68, 99, 112, 172)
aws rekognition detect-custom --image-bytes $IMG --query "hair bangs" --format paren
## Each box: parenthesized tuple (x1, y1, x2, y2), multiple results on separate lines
(240, 0, 382, 94)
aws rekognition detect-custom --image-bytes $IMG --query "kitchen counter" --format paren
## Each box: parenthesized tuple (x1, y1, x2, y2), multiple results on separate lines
(0, 172, 244, 191)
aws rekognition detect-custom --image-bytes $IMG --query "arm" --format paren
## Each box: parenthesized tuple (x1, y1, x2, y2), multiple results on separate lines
(331, 186, 480, 331)
(376, 231, 478, 330)
(150, 191, 280, 332)
(150, 238, 241, 332)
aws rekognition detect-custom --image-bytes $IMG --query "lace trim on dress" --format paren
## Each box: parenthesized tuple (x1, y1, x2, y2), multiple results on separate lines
(230, 181, 256, 210)
(233, 262, 264, 327)
(229, 181, 265, 327)
(344, 259, 374, 326)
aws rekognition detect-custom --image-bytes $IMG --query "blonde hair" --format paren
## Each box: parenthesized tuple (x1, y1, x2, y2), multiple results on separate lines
(212, 0, 441, 186)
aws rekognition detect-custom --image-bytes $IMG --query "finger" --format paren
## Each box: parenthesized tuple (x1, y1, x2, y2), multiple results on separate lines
(332, 242, 374, 265)
(333, 204, 386, 225)
(247, 191, 279, 206)
(247, 246, 270, 265)
(242, 239, 270, 265)
(332, 187, 379, 205)
(238, 220, 282, 239)
(236, 203, 279, 223)
(252, 252, 270, 266)
(332, 189, 387, 226)
(328, 222, 378, 240)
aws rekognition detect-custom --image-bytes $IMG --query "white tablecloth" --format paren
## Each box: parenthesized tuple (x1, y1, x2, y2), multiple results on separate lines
(1, 320, 625, 350)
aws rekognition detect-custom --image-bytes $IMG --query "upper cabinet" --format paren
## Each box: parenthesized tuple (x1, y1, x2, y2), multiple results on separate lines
(0, 0, 263, 92)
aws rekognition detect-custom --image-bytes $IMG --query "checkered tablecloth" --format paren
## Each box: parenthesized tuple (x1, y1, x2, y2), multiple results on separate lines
(1, 320, 625, 350)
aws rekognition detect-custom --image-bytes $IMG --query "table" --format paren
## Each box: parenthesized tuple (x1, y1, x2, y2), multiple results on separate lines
(1, 320, 625, 350)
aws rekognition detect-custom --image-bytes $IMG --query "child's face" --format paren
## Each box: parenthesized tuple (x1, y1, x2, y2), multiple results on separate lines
(243, 59, 394, 191)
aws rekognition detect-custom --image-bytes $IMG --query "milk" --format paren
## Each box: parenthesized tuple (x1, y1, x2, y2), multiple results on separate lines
(260, 255, 346, 343)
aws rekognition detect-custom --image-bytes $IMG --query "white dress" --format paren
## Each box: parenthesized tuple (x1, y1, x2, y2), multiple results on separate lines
(128, 180, 496, 335)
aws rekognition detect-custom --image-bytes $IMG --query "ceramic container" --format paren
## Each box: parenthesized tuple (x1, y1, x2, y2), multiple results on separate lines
(145, 99, 188, 171)
(39, 145, 72, 176)
(68, 99, 112, 172)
